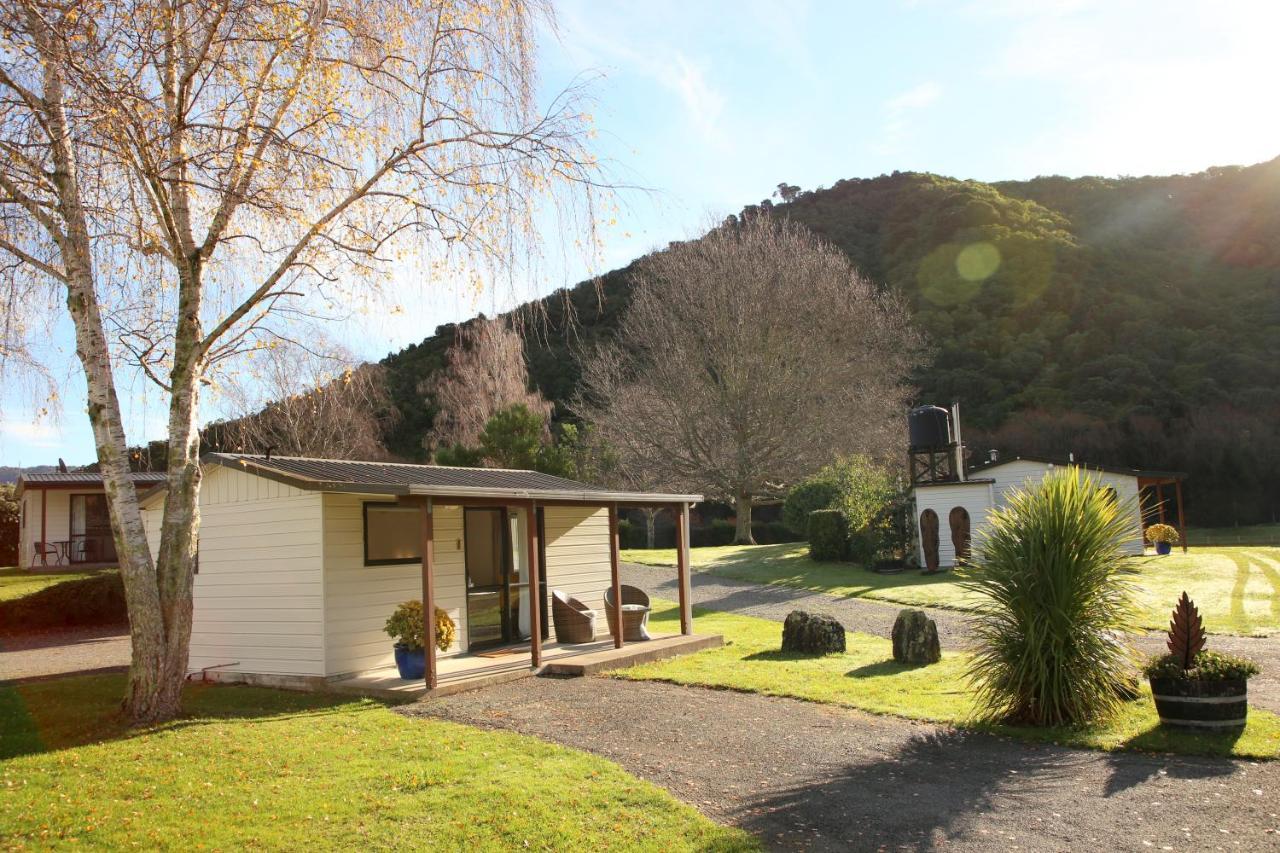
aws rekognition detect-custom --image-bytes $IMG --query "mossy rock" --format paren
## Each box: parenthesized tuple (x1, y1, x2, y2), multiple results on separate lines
(891, 609, 941, 665)
(781, 610, 846, 655)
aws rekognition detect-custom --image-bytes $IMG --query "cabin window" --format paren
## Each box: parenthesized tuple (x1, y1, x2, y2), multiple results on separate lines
(363, 502, 420, 565)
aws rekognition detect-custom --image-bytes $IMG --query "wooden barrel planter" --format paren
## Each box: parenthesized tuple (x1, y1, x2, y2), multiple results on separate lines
(1149, 677, 1248, 730)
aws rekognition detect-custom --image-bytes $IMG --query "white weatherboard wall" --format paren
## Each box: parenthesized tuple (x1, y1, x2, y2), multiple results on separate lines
(143, 466, 326, 678)
(322, 496, 467, 677)
(542, 505, 612, 613)
(914, 482, 992, 568)
(983, 460, 1145, 555)
(18, 489, 73, 568)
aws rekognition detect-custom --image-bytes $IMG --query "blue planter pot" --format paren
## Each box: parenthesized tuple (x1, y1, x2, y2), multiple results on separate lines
(393, 644, 426, 680)
(1155, 541, 1173, 555)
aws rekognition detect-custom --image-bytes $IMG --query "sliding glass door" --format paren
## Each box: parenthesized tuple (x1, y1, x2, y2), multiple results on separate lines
(464, 508, 508, 649)
(463, 507, 549, 650)
(70, 494, 116, 564)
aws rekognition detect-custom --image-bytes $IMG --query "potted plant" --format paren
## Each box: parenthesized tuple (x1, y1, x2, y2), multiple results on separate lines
(1144, 592, 1258, 730)
(384, 600, 457, 680)
(1145, 523, 1180, 555)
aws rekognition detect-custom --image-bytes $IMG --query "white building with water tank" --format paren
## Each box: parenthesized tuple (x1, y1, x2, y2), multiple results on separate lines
(907, 404, 1187, 571)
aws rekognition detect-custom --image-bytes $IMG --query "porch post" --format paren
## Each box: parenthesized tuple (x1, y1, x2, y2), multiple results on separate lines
(1157, 483, 1166, 525)
(419, 498, 437, 690)
(525, 500, 542, 668)
(1175, 479, 1188, 553)
(608, 503, 624, 649)
(40, 487, 47, 567)
(675, 502, 692, 635)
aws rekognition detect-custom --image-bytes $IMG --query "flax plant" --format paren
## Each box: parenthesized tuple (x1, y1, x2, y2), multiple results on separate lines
(960, 468, 1140, 726)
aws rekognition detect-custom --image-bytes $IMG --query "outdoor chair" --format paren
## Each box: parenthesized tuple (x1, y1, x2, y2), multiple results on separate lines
(604, 584, 652, 642)
(33, 541, 60, 567)
(551, 590, 598, 644)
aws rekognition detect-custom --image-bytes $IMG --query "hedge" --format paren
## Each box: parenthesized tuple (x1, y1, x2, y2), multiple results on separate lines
(0, 571, 128, 634)
(807, 510, 848, 561)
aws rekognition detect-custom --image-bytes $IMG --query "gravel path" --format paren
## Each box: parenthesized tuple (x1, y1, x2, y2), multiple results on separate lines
(0, 626, 130, 683)
(622, 562, 1280, 714)
(412, 677, 1280, 851)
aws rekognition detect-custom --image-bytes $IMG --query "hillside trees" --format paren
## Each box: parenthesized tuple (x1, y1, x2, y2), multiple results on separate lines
(426, 317, 553, 459)
(0, 0, 604, 722)
(208, 343, 396, 461)
(575, 215, 924, 544)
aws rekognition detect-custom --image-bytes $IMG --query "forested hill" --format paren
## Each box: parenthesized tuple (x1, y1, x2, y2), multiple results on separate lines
(382, 158, 1280, 526)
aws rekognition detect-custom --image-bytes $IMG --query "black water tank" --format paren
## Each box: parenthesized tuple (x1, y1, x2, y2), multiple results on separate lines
(908, 405, 952, 450)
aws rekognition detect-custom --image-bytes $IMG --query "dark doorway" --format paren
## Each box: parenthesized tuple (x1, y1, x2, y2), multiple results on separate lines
(70, 494, 116, 563)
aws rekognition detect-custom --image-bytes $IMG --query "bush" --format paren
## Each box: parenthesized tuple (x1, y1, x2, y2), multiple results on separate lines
(1144, 651, 1259, 682)
(0, 571, 127, 634)
(845, 528, 878, 565)
(384, 600, 456, 652)
(808, 510, 848, 561)
(0, 484, 17, 566)
(960, 468, 1140, 727)
(782, 479, 840, 536)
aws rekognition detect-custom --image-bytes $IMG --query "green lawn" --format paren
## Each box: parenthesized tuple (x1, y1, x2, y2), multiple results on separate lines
(1188, 523, 1280, 547)
(616, 601, 1280, 760)
(622, 543, 1280, 636)
(0, 674, 755, 850)
(0, 565, 116, 602)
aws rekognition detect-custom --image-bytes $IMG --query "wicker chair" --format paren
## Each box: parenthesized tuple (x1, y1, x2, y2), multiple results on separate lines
(551, 590, 598, 644)
(604, 584, 652, 642)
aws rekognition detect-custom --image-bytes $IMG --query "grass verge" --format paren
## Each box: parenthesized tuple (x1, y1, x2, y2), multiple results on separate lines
(0, 673, 756, 850)
(613, 600, 1280, 760)
(0, 566, 116, 602)
(621, 544, 1280, 636)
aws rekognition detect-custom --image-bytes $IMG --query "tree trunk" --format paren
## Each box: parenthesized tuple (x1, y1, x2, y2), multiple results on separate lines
(643, 509, 657, 549)
(734, 492, 756, 545)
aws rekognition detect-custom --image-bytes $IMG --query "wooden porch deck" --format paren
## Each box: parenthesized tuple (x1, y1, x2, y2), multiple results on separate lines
(330, 632, 722, 700)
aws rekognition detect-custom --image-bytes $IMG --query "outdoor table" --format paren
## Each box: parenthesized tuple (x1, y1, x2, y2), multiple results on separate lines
(53, 540, 72, 565)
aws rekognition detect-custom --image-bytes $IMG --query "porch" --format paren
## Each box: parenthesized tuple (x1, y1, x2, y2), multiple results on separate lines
(331, 632, 722, 700)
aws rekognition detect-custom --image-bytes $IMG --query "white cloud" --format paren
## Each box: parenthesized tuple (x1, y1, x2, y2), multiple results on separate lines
(0, 417, 61, 449)
(880, 81, 943, 154)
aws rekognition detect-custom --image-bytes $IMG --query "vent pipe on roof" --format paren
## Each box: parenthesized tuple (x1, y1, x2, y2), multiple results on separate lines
(989, 449, 999, 463)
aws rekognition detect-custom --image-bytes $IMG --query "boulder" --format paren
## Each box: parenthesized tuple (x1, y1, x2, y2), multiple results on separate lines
(891, 609, 941, 665)
(781, 610, 846, 655)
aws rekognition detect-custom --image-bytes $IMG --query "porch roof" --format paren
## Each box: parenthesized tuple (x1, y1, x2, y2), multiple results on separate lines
(201, 453, 703, 506)
(15, 471, 167, 497)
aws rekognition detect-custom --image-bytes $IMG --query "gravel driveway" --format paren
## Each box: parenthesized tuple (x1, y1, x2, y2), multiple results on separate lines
(412, 677, 1280, 851)
(622, 562, 1280, 714)
(0, 626, 130, 683)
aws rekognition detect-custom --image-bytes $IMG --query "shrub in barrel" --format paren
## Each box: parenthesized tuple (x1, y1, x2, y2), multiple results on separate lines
(1144, 592, 1259, 730)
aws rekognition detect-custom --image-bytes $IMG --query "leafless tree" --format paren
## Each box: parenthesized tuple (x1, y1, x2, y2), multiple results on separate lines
(426, 316, 552, 454)
(213, 343, 396, 461)
(575, 214, 924, 544)
(0, 0, 604, 722)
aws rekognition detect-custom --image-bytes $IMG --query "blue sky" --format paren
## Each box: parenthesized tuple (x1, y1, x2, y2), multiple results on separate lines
(4, 0, 1279, 467)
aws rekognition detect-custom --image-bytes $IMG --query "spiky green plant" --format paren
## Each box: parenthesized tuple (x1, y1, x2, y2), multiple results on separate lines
(959, 468, 1140, 726)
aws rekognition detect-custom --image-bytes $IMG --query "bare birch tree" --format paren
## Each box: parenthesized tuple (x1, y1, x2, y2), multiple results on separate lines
(575, 215, 924, 544)
(426, 315, 551, 454)
(0, 0, 604, 722)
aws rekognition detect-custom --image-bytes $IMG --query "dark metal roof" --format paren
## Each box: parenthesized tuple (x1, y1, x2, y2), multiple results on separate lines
(202, 453, 702, 504)
(914, 478, 996, 488)
(967, 454, 1186, 481)
(16, 471, 167, 495)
